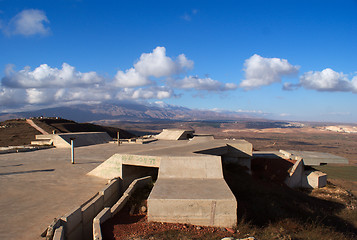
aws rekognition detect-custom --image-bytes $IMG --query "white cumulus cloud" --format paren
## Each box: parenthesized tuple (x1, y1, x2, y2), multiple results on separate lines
(240, 54, 299, 89)
(299, 68, 357, 92)
(2, 63, 104, 88)
(134, 46, 193, 77)
(6, 9, 50, 36)
(113, 68, 151, 88)
(113, 47, 193, 88)
(170, 75, 237, 91)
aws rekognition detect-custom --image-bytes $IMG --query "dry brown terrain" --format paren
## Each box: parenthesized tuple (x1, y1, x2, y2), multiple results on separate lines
(0, 118, 135, 147)
(104, 120, 357, 165)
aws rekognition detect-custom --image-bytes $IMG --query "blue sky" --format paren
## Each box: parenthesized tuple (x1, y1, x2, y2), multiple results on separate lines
(0, 0, 357, 123)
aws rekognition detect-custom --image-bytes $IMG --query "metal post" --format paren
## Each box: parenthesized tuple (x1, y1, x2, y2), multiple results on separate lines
(70, 138, 75, 164)
(117, 131, 120, 146)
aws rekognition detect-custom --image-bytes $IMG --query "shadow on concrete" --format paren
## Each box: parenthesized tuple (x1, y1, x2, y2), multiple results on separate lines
(223, 163, 357, 238)
(0, 168, 55, 176)
(0, 163, 23, 168)
(73, 161, 103, 165)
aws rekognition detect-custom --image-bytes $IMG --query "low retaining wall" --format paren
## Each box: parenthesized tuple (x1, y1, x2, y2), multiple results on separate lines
(50, 178, 121, 240)
(93, 176, 152, 240)
(50, 176, 152, 240)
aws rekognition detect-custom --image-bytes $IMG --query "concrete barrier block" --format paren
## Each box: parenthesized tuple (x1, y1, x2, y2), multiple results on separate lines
(93, 219, 102, 240)
(95, 207, 111, 224)
(53, 226, 64, 240)
(135, 176, 152, 188)
(82, 201, 95, 225)
(82, 221, 93, 240)
(124, 182, 137, 196)
(111, 193, 129, 216)
(100, 179, 120, 205)
(93, 208, 111, 240)
(66, 223, 83, 240)
(61, 207, 82, 235)
(303, 170, 327, 188)
(93, 194, 104, 217)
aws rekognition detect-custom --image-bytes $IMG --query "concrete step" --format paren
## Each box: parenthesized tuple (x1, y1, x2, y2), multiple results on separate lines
(31, 139, 53, 146)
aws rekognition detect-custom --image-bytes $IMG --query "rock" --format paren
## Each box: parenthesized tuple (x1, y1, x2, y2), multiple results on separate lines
(196, 226, 202, 230)
(140, 205, 147, 213)
(225, 227, 236, 233)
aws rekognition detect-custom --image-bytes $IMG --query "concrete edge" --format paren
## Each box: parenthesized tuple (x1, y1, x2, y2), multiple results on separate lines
(93, 207, 111, 240)
(53, 226, 65, 240)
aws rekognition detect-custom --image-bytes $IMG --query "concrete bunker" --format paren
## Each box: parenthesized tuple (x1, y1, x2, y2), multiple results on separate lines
(88, 131, 253, 228)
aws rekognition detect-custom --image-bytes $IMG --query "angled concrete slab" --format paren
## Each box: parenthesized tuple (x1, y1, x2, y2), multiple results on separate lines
(280, 150, 349, 166)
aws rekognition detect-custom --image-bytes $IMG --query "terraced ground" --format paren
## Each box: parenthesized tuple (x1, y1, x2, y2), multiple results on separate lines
(0, 118, 135, 147)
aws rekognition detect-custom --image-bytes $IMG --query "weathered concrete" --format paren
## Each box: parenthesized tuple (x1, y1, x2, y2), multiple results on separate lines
(36, 132, 112, 148)
(148, 155, 237, 227)
(148, 179, 237, 227)
(279, 150, 349, 165)
(93, 207, 111, 240)
(155, 129, 194, 140)
(303, 170, 327, 188)
(88, 154, 161, 180)
(285, 159, 305, 188)
(53, 226, 65, 240)
(0, 143, 121, 240)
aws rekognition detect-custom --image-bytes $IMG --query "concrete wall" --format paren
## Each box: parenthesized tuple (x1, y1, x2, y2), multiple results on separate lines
(93, 176, 152, 240)
(285, 158, 304, 188)
(284, 159, 327, 189)
(148, 156, 237, 228)
(88, 154, 161, 180)
(36, 132, 111, 148)
(158, 156, 223, 179)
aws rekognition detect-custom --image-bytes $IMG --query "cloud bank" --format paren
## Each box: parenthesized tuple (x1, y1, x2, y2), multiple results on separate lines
(240, 54, 299, 89)
(0, 46, 237, 112)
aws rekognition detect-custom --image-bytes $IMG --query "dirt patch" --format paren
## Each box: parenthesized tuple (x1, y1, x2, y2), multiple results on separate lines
(101, 205, 240, 240)
(0, 119, 41, 147)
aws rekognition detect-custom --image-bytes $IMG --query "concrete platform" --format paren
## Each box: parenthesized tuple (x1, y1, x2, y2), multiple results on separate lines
(0, 143, 121, 240)
(148, 179, 236, 227)
(280, 150, 349, 165)
(148, 155, 237, 228)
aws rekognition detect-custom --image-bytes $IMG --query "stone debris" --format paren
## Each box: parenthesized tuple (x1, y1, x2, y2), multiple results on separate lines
(221, 237, 256, 240)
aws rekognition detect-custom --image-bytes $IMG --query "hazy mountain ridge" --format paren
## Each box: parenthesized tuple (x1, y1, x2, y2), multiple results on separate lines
(0, 102, 257, 123)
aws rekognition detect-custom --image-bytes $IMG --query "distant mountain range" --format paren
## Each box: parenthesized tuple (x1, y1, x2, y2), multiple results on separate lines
(0, 102, 263, 123)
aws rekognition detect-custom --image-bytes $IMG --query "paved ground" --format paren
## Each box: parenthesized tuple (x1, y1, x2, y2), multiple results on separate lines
(0, 143, 121, 240)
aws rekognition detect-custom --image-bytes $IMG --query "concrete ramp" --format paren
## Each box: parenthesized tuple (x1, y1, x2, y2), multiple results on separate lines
(36, 132, 111, 148)
(155, 129, 194, 140)
(148, 156, 237, 227)
(279, 150, 349, 165)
